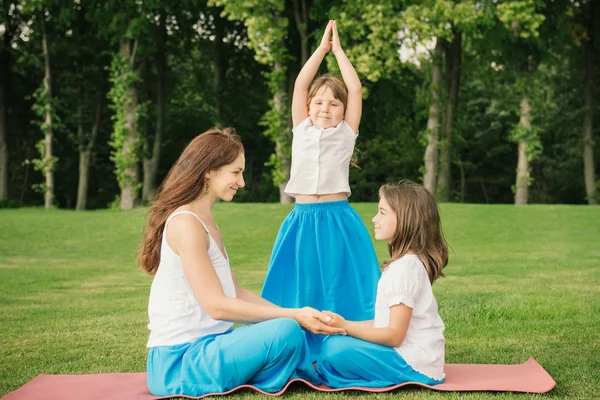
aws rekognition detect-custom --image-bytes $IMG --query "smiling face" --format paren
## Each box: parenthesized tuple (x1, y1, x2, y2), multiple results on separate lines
(372, 194, 398, 243)
(206, 152, 245, 202)
(308, 86, 345, 129)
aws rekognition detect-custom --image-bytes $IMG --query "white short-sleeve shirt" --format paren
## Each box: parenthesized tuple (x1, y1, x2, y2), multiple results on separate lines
(284, 117, 356, 197)
(374, 254, 445, 380)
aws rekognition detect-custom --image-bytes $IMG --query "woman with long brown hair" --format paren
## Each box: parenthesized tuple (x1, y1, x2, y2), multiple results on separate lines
(139, 128, 343, 397)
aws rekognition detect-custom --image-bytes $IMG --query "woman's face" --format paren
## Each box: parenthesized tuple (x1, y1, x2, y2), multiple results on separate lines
(207, 152, 245, 202)
(372, 195, 397, 243)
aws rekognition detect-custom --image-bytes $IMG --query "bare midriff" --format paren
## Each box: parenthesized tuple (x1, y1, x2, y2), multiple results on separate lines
(295, 192, 348, 203)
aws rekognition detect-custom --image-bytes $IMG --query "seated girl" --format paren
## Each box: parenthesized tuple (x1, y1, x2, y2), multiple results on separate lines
(317, 180, 448, 388)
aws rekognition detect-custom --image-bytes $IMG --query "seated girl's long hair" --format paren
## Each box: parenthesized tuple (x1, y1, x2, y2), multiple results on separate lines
(138, 128, 244, 275)
(379, 180, 448, 283)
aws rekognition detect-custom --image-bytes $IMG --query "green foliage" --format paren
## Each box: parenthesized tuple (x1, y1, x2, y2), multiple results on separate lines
(496, 0, 546, 39)
(509, 124, 542, 161)
(107, 53, 142, 193)
(3, 0, 600, 206)
(28, 86, 60, 183)
(210, 0, 291, 188)
(328, 0, 403, 82)
(208, 0, 287, 64)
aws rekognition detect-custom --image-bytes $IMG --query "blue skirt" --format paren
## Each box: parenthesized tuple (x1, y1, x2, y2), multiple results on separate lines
(147, 318, 321, 397)
(261, 200, 381, 359)
(317, 336, 445, 388)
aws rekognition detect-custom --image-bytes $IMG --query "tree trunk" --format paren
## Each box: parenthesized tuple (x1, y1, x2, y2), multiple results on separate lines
(0, 46, 9, 200)
(42, 22, 54, 209)
(75, 60, 86, 210)
(76, 151, 90, 210)
(514, 95, 531, 205)
(76, 93, 101, 211)
(213, 8, 227, 127)
(143, 13, 166, 202)
(583, 18, 597, 205)
(423, 40, 443, 195)
(273, 60, 293, 204)
(437, 30, 462, 202)
(293, 0, 309, 65)
(119, 40, 139, 210)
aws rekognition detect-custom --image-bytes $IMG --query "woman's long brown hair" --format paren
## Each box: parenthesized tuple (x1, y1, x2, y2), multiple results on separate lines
(138, 128, 243, 275)
(379, 180, 448, 284)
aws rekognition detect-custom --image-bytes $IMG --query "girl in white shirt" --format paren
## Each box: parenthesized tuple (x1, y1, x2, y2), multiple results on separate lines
(261, 20, 380, 361)
(139, 128, 345, 397)
(317, 180, 448, 387)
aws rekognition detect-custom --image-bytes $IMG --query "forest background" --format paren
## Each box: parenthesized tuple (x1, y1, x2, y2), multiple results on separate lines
(0, 0, 598, 209)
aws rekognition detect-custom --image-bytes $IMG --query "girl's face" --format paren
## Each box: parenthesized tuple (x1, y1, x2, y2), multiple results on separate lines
(372, 195, 397, 243)
(206, 152, 245, 202)
(308, 86, 345, 129)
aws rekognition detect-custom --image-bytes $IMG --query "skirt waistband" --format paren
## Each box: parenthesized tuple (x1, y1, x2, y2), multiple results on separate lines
(293, 199, 350, 211)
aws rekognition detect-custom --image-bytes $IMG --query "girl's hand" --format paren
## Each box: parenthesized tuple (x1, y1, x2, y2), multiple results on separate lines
(321, 310, 346, 329)
(319, 20, 333, 53)
(295, 307, 346, 335)
(331, 20, 343, 55)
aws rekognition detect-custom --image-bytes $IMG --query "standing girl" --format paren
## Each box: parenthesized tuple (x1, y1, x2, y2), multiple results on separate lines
(317, 180, 448, 388)
(261, 20, 380, 359)
(139, 128, 344, 397)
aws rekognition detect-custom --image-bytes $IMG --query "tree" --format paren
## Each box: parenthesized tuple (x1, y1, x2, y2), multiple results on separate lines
(22, 0, 73, 208)
(102, 1, 151, 209)
(400, 0, 482, 198)
(0, 0, 20, 201)
(209, 0, 293, 203)
(581, 0, 598, 204)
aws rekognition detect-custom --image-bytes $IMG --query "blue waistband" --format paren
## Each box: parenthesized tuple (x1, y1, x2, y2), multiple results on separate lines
(293, 199, 350, 211)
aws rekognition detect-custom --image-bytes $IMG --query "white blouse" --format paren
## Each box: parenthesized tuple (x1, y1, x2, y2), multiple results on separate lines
(146, 211, 236, 348)
(284, 117, 357, 198)
(374, 254, 446, 381)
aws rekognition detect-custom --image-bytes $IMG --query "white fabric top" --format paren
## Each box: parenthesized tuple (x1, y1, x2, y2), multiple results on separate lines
(284, 117, 357, 197)
(374, 254, 445, 381)
(146, 210, 236, 348)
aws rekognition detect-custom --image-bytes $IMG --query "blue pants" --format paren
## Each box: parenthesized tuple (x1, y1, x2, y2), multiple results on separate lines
(261, 200, 380, 361)
(147, 318, 321, 396)
(316, 336, 444, 388)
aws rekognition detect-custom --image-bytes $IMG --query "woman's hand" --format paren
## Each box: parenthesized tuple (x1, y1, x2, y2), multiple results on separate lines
(319, 20, 333, 53)
(321, 310, 347, 329)
(295, 307, 346, 335)
(331, 20, 343, 55)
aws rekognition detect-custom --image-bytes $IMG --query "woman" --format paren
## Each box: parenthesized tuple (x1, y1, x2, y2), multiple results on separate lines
(138, 128, 344, 397)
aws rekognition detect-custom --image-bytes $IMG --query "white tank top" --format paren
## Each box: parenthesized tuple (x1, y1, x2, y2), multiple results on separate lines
(284, 117, 357, 197)
(146, 210, 236, 348)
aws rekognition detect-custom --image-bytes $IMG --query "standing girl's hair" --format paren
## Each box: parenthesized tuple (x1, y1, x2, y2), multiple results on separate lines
(379, 180, 448, 283)
(138, 128, 243, 275)
(307, 74, 348, 109)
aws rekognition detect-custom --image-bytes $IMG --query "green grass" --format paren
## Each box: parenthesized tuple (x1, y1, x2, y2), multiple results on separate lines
(1, 204, 599, 399)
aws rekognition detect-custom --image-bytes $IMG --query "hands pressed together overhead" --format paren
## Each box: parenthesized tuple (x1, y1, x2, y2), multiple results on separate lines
(319, 20, 343, 55)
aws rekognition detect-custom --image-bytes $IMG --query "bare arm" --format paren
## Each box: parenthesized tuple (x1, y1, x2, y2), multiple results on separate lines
(292, 21, 332, 128)
(323, 305, 412, 347)
(232, 274, 277, 307)
(331, 21, 362, 134)
(167, 215, 345, 334)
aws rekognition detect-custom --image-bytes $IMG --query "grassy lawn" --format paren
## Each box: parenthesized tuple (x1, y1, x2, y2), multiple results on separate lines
(1, 203, 599, 399)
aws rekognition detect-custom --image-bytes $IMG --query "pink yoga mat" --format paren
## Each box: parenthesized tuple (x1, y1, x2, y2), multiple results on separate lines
(2, 358, 555, 400)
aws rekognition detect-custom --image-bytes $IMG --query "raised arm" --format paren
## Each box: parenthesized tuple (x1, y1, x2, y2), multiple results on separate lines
(331, 20, 362, 134)
(292, 21, 333, 128)
(167, 215, 345, 335)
